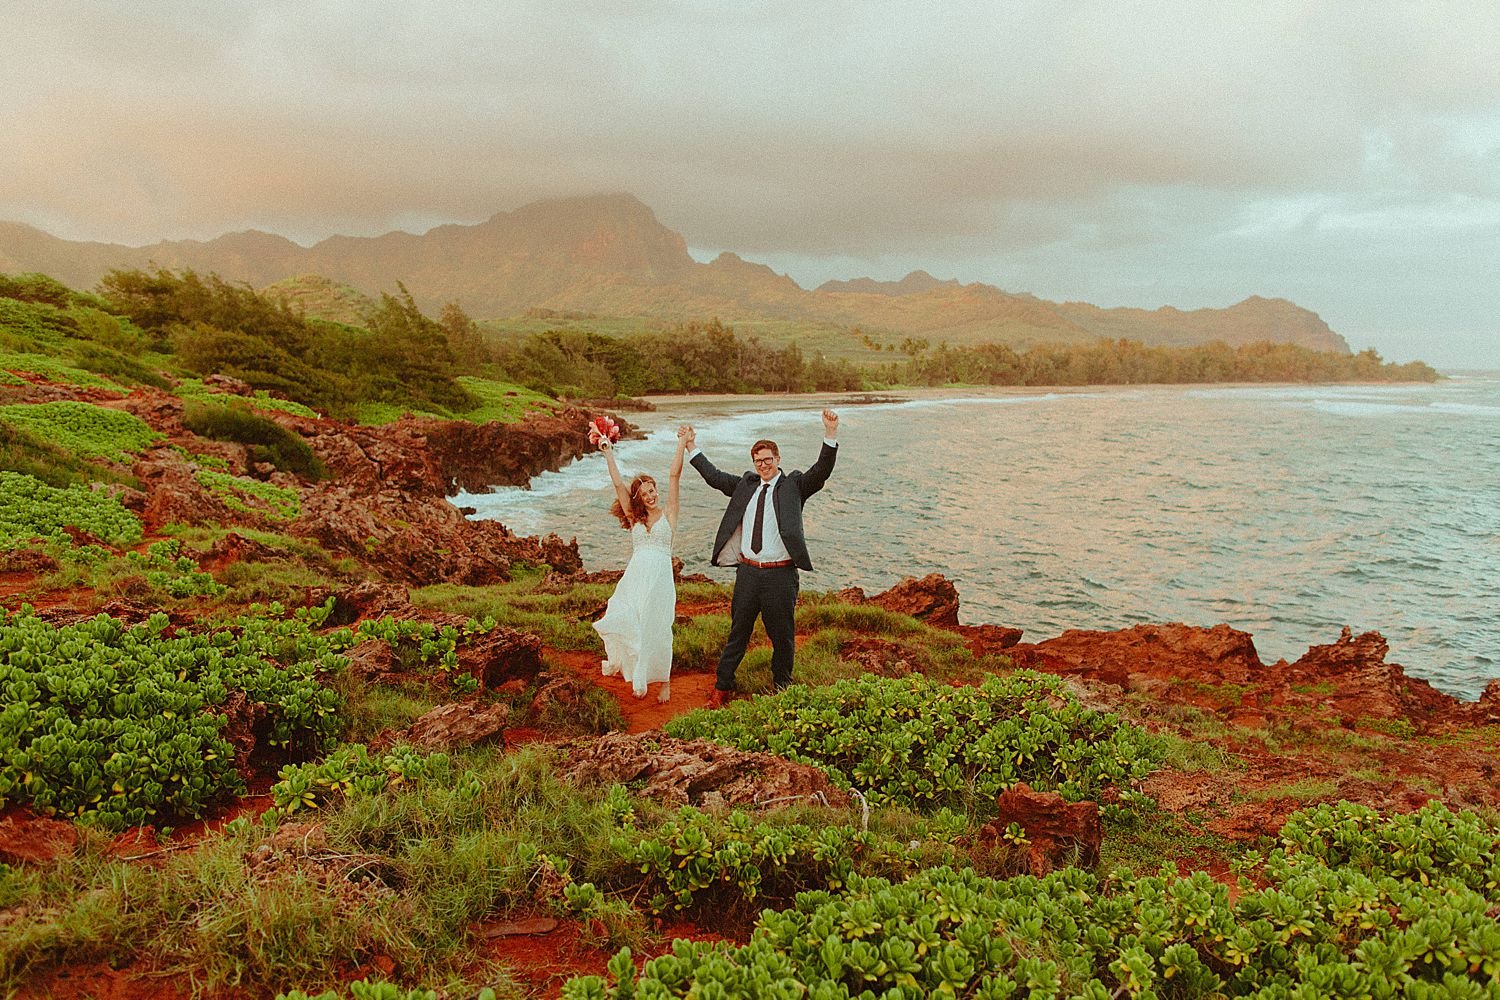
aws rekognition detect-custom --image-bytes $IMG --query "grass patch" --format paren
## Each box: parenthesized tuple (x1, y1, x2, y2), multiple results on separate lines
(1098, 802, 1245, 876)
(1240, 777, 1340, 802)
(0, 745, 623, 995)
(1153, 730, 1240, 774)
(671, 613, 731, 672)
(453, 376, 556, 423)
(332, 680, 449, 744)
(410, 578, 610, 651)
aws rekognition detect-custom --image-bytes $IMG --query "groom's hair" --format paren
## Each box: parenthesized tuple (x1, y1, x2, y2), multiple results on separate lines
(750, 439, 779, 459)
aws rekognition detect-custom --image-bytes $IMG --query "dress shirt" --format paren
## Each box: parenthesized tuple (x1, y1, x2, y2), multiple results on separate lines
(741, 473, 789, 562)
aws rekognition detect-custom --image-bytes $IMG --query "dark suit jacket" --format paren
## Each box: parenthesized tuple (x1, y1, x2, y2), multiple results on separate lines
(691, 442, 838, 570)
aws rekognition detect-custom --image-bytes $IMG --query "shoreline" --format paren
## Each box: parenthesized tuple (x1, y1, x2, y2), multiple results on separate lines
(637, 379, 1454, 409)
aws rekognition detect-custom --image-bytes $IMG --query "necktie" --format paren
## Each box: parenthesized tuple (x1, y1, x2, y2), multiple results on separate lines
(751, 483, 769, 553)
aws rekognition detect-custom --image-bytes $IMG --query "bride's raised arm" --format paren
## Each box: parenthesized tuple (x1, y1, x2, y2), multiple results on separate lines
(665, 430, 685, 527)
(600, 440, 634, 520)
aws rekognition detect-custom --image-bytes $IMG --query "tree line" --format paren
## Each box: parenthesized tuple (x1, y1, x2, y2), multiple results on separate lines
(2, 268, 1437, 423)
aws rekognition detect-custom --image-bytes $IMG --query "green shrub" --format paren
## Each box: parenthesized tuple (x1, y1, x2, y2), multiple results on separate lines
(0, 272, 73, 308)
(183, 401, 324, 480)
(666, 672, 1161, 818)
(69, 343, 171, 389)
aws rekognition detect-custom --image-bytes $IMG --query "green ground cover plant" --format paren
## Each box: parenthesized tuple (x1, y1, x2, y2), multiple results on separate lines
(195, 468, 302, 520)
(0, 349, 124, 390)
(0, 415, 139, 488)
(120, 538, 228, 598)
(666, 672, 1161, 818)
(0, 401, 159, 462)
(0, 471, 142, 549)
(0, 598, 522, 833)
(0, 607, 342, 828)
(563, 801, 1500, 999)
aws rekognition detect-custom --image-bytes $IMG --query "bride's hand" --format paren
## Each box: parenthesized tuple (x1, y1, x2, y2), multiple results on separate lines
(599, 438, 613, 453)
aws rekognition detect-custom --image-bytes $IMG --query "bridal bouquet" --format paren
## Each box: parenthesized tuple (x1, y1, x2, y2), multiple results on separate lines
(587, 415, 621, 448)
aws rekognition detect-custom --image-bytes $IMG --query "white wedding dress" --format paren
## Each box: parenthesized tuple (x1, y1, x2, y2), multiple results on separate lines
(595, 517, 675, 697)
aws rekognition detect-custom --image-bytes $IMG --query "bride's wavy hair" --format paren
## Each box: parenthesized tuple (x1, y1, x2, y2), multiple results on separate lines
(610, 474, 657, 528)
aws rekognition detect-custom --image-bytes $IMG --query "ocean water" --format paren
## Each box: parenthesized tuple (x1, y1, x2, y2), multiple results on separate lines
(459, 376, 1500, 700)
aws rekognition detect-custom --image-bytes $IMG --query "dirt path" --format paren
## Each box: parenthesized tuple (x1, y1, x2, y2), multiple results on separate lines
(544, 647, 721, 733)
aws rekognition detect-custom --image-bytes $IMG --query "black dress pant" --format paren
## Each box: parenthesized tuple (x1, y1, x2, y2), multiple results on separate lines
(716, 562, 799, 691)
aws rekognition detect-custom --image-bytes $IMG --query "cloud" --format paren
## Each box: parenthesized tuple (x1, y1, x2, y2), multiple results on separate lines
(2, 0, 1499, 363)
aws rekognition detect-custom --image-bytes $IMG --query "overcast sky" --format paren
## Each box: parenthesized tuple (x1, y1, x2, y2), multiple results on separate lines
(4, 1, 1498, 367)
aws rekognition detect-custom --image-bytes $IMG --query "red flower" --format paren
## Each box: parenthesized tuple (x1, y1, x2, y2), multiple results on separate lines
(586, 415, 621, 447)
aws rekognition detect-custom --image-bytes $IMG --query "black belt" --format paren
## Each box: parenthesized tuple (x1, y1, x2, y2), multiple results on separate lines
(739, 556, 794, 569)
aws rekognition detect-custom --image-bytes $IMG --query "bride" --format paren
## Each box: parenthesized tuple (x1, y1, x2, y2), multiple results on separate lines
(594, 427, 686, 702)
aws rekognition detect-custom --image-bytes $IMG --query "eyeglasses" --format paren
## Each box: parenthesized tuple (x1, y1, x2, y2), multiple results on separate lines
(753, 455, 778, 467)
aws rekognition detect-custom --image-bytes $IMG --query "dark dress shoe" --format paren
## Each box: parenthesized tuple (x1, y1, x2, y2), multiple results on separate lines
(705, 688, 729, 709)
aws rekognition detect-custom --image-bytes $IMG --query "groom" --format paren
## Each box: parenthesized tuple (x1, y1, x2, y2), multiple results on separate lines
(682, 409, 839, 708)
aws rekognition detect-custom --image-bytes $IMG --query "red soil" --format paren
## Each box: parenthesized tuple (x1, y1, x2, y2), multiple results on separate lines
(477, 916, 735, 1000)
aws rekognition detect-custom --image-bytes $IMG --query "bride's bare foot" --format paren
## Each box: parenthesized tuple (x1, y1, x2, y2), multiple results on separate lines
(657, 684, 671, 703)
(633, 688, 648, 700)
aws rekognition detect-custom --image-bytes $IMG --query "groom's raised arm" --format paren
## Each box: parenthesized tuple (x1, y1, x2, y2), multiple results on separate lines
(684, 426, 740, 497)
(799, 408, 839, 499)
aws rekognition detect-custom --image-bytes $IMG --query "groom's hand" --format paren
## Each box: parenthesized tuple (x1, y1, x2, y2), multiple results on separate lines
(822, 409, 838, 438)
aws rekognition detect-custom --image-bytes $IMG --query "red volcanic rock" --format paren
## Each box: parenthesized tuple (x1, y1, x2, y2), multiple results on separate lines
(1272, 626, 1464, 727)
(977, 783, 1100, 874)
(217, 690, 269, 775)
(1463, 680, 1500, 725)
(307, 581, 432, 626)
(838, 635, 917, 678)
(293, 405, 632, 498)
(530, 672, 593, 714)
(0, 547, 59, 574)
(868, 573, 961, 627)
(201, 374, 254, 396)
(300, 417, 443, 494)
(118, 387, 189, 436)
(1009, 623, 1263, 692)
(425, 406, 633, 494)
(0, 809, 78, 865)
(953, 623, 1025, 656)
(292, 484, 581, 586)
(405, 701, 510, 750)
(461, 627, 544, 689)
(1205, 799, 1306, 842)
(133, 448, 247, 531)
(343, 640, 407, 685)
(563, 732, 852, 810)
(203, 531, 285, 568)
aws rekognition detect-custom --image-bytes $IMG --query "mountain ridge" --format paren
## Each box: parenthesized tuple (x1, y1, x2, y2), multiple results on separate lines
(0, 196, 1350, 353)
